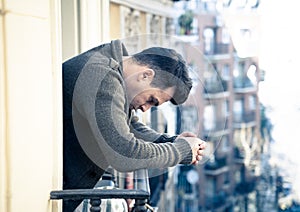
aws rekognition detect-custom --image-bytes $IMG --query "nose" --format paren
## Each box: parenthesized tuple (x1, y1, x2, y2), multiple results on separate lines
(141, 104, 151, 112)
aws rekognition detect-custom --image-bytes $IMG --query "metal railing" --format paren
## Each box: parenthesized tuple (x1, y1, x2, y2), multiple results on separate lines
(203, 119, 228, 137)
(233, 111, 256, 123)
(204, 79, 228, 94)
(205, 192, 227, 209)
(233, 77, 255, 89)
(235, 179, 257, 194)
(204, 156, 228, 171)
(50, 169, 153, 212)
(204, 43, 230, 55)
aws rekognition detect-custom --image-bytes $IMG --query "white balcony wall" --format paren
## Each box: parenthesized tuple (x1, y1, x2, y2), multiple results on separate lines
(61, 0, 110, 61)
(0, 2, 7, 212)
(0, 0, 62, 211)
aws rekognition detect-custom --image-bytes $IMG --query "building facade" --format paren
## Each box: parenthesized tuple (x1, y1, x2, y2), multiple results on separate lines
(157, 0, 263, 211)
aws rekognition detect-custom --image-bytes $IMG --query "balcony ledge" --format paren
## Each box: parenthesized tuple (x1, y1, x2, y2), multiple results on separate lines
(204, 166, 229, 175)
(50, 188, 150, 200)
(234, 86, 257, 93)
(204, 91, 230, 99)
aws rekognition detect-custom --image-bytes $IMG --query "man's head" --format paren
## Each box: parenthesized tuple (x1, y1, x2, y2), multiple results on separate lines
(123, 47, 192, 112)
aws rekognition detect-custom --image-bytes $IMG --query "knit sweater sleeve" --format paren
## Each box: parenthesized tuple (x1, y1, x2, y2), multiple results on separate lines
(72, 63, 192, 172)
(129, 115, 177, 143)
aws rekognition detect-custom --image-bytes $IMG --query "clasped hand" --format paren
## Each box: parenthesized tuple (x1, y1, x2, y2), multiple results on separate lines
(177, 132, 206, 165)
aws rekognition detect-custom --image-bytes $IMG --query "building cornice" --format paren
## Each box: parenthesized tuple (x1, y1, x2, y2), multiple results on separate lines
(110, 0, 181, 17)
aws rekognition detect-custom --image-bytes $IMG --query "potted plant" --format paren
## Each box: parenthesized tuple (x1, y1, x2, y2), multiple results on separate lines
(178, 10, 194, 35)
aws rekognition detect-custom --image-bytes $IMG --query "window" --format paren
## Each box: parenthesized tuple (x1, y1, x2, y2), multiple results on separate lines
(238, 61, 245, 76)
(221, 135, 230, 151)
(249, 95, 256, 111)
(204, 105, 216, 131)
(235, 170, 241, 184)
(205, 178, 216, 197)
(233, 99, 243, 122)
(222, 64, 230, 80)
(224, 171, 230, 185)
(179, 106, 198, 134)
(222, 28, 231, 44)
(203, 28, 214, 54)
(222, 100, 229, 116)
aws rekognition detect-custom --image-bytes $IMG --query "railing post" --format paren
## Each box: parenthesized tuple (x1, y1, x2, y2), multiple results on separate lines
(90, 199, 101, 212)
(134, 169, 150, 193)
(132, 169, 151, 212)
(132, 199, 149, 212)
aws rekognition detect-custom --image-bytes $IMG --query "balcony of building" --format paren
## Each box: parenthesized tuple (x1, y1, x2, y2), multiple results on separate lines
(203, 118, 230, 138)
(234, 76, 257, 93)
(204, 43, 232, 61)
(204, 79, 230, 99)
(235, 176, 258, 195)
(204, 156, 229, 175)
(173, 2, 200, 43)
(234, 147, 246, 164)
(233, 110, 256, 128)
(205, 43, 230, 55)
(205, 191, 232, 211)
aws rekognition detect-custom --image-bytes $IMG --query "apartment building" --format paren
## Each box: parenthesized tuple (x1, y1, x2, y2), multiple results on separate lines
(155, 1, 263, 211)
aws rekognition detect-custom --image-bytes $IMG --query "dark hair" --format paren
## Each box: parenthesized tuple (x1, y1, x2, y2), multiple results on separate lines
(132, 47, 192, 105)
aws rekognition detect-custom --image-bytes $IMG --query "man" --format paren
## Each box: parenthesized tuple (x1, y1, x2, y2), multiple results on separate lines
(63, 39, 206, 211)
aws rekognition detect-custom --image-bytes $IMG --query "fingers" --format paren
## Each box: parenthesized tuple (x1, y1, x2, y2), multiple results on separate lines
(181, 136, 206, 165)
(196, 149, 204, 160)
(192, 154, 202, 165)
(197, 149, 205, 156)
(199, 141, 206, 150)
(193, 142, 206, 164)
(196, 154, 202, 161)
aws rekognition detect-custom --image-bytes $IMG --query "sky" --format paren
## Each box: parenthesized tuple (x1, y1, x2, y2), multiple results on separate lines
(258, 0, 300, 200)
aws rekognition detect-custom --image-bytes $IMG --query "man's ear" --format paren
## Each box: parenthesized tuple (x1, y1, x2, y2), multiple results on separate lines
(138, 69, 155, 82)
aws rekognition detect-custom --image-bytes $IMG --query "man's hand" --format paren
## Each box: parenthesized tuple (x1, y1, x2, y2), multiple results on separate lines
(176, 133, 206, 165)
(178, 131, 197, 138)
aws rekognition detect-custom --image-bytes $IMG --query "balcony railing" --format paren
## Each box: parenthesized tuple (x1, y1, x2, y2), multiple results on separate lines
(203, 119, 228, 137)
(50, 189, 150, 211)
(50, 169, 152, 212)
(205, 192, 227, 209)
(235, 179, 257, 194)
(214, 43, 230, 55)
(234, 147, 245, 159)
(234, 111, 256, 123)
(234, 77, 256, 91)
(204, 43, 230, 55)
(204, 156, 228, 171)
(204, 79, 228, 94)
